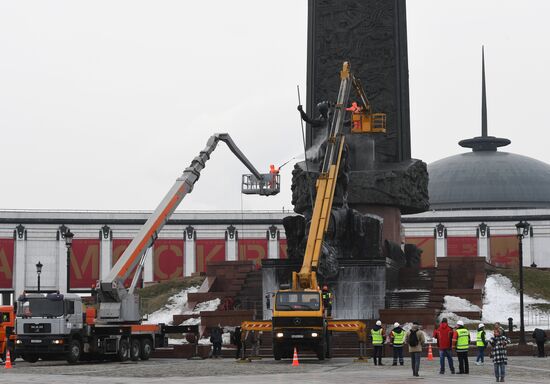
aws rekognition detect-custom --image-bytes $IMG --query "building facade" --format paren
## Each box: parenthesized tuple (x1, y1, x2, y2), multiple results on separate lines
(0, 210, 288, 304)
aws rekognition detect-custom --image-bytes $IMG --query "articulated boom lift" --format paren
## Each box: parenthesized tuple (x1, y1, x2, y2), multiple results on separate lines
(98, 133, 280, 323)
(242, 62, 386, 361)
(15, 133, 278, 364)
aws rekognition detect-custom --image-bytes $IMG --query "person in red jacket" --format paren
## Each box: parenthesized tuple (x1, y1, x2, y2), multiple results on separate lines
(433, 318, 455, 374)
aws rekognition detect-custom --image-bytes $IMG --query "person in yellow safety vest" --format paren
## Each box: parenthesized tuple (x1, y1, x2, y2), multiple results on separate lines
(371, 320, 386, 366)
(390, 322, 405, 366)
(475, 323, 487, 365)
(452, 320, 470, 374)
(321, 286, 333, 317)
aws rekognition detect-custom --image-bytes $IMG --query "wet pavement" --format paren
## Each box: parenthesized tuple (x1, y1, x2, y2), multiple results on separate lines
(0, 356, 549, 383)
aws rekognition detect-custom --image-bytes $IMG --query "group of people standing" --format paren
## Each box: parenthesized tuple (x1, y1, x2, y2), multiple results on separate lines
(370, 320, 426, 377)
(371, 318, 513, 382)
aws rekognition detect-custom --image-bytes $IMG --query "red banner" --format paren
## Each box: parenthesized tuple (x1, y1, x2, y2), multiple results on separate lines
(153, 239, 184, 281)
(405, 237, 435, 268)
(490, 235, 519, 267)
(112, 239, 140, 288)
(279, 239, 288, 259)
(70, 239, 100, 290)
(195, 239, 225, 273)
(0, 239, 14, 289)
(447, 237, 478, 257)
(239, 238, 268, 268)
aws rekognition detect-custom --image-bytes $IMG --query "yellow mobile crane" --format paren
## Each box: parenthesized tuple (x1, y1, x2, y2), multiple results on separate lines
(242, 62, 386, 360)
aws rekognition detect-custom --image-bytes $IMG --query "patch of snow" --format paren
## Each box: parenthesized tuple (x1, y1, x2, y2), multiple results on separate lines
(437, 296, 481, 326)
(144, 286, 199, 325)
(443, 296, 481, 312)
(482, 274, 550, 330)
(181, 317, 201, 326)
(168, 338, 189, 345)
(437, 311, 477, 326)
(182, 298, 221, 315)
(222, 332, 231, 345)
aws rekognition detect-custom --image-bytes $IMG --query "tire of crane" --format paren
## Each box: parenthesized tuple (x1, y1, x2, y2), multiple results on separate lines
(22, 353, 39, 363)
(140, 338, 153, 361)
(118, 338, 130, 362)
(130, 338, 141, 361)
(67, 339, 81, 364)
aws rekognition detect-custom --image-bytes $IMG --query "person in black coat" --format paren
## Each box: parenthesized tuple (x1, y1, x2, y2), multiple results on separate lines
(532, 328, 547, 357)
(233, 326, 242, 359)
(210, 324, 223, 358)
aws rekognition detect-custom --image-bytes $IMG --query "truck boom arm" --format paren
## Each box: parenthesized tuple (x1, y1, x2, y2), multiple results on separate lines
(100, 133, 274, 304)
(292, 63, 352, 290)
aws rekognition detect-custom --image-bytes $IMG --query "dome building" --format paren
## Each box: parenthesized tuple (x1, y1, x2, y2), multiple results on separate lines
(403, 52, 550, 268)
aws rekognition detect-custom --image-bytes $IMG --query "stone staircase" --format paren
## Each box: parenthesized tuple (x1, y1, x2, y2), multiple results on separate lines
(235, 270, 263, 317)
(427, 257, 489, 320)
(381, 267, 438, 326)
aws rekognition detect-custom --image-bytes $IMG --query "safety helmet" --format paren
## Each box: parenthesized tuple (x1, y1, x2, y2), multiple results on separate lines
(479, 323, 485, 328)
(376, 320, 382, 326)
(457, 320, 464, 326)
(394, 322, 400, 328)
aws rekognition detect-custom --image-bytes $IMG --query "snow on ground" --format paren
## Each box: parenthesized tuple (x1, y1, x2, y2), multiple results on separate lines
(444, 296, 481, 312)
(183, 298, 221, 314)
(436, 274, 550, 331)
(145, 287, 221, 327)
(482, 274, 550, 330)
(437, 296, 481, 326)
(144, 286, 199, 325)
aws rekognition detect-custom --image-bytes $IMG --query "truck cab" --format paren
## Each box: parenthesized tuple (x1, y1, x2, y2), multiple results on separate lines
(15, 292, 83, 363)
(271, 289, 329, 360)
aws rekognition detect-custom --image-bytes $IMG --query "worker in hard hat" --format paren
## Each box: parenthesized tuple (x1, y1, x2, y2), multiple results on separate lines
(371, 320, 386, 366)
(268, 164, 279, 189)
(475, 323, 487, 366)
(321, 285, 333, 317)
(390, 322, 405, 366)
(452, 320, 470, 374)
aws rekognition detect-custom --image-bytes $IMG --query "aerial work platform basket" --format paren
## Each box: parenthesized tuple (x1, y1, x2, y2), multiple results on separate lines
(241, 173, 280, 196)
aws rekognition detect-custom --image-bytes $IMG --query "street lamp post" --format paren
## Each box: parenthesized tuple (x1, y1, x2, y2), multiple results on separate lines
(36, 261, 43, 293)
(65, 229, 74, 293)
(515, 220, 530, 345)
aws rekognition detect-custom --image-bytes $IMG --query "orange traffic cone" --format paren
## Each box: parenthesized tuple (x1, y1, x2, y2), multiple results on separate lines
(292, 347, 299, 366)
(427, 343, 433, 361)
(5, 349, 12, 369)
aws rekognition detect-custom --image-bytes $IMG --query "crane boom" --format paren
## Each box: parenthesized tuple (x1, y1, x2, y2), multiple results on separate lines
(292, 62, 352, 290)
(97, 133, 279, 323)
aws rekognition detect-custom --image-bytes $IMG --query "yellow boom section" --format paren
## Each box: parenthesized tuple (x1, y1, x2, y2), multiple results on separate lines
(294, 137, 345, 290)
(292, 62, 352, 291)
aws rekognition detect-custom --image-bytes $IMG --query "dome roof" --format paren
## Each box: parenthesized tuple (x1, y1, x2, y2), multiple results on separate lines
(428, 150, 550, 209)
(428, 48, 550, 210)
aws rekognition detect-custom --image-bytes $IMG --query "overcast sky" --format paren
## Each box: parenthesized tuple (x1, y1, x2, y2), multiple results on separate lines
(1, 0, 549, 212)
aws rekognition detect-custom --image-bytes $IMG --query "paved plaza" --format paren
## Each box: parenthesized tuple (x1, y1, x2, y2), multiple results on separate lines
(0, 356, 548, 383)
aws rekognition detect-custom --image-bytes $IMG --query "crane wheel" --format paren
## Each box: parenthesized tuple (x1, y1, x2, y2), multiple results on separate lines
(130, 338, 140, 361)
(67, 339, 81, 364)
(140, 338, 152, 361)
(118, 338, 130, 362)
